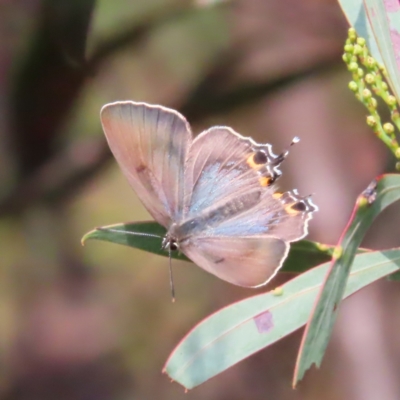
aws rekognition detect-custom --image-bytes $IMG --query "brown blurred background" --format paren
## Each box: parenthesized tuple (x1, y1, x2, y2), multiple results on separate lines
(1, 0, 400, 399)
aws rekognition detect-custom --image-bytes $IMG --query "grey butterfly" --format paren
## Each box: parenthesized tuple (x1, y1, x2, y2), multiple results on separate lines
(100, 101, 317, 288)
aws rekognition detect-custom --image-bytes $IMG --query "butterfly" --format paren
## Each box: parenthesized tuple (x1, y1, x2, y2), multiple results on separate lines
(100, 101, 317, 292)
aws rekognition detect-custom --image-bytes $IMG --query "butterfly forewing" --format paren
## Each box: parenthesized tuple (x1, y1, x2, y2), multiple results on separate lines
(101, 102, 191, 227)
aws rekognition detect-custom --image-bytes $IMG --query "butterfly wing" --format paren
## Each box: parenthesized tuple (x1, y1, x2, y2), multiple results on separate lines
(182, 236, 289, 287)
(101, 102, 191, 227)
(178, 127, 317, 287)
(182, 126, 284, 220)
(180, 190, 315, 287)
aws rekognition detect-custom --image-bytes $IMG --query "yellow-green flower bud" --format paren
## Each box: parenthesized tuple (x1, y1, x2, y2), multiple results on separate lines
(366, 115, 377, 126)
(357, 68, 364, 77)
(365, 73, 375, 84)
(342, 53, 350, 63)
(366, 56, 376, 68)
(369, 98, 378, 109)
(395, 148, 400, 159)
(272, 287, 284, 296)
(349, 62, 358, 71)
(332, 246, 343, 260)
(316, 242, 329, 252)
(358, 196, 369, 208)
(381, 82, 388, 91)
(344, 44, 354, 53)
(357, 37, 366, 46)
(362, 88, 372, 99)
(383, 122, 395, 134)
(387, 95, 397, 106)
(353, 44, 363, 55)
(348, 81, 358, 91)
(348, 28, 357, 40)
(396, 161, 400, 171)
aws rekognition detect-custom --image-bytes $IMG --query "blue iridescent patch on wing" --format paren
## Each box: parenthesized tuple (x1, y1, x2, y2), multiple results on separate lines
(188, 163, 242, 215)
(209, 213, 281, 236)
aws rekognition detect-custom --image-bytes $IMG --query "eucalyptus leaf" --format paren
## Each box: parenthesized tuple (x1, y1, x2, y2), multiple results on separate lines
(164, 248, 400, 389)
(82, 221, 333, 274)
(294, 174, 400, 386)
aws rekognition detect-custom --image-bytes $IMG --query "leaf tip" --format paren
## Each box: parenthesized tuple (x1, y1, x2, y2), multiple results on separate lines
(81, 228, 97, 246)
(292, 361, 319, 389)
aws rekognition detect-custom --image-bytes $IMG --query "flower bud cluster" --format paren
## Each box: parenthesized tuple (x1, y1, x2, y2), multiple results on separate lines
(343, 28, 400, 160)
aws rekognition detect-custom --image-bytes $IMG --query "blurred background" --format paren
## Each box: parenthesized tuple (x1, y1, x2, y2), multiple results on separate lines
(1, 0, 400, 399)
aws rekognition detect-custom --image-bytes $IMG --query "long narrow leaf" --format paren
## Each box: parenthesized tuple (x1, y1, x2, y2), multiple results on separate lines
(164, 248, 400, 389)
(293, 174, 400, 386)
(82, 221, 333, 274)
(364, 0, 400, 101)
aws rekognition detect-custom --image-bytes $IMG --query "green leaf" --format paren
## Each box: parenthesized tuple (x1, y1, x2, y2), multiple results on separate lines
(293, 174, 400, 386)
(82, 221, 188, 261)
(282, 240, 333, 273)
(163, 248, 400, 389)
(364, 0, 400, 102)
(387, 270, 400, 280)
(82, 221, 333, 274)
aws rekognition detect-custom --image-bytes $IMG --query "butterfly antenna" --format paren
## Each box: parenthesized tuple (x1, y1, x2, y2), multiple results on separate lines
(168, 246, 176, 302)
(273, 136, 300, 165)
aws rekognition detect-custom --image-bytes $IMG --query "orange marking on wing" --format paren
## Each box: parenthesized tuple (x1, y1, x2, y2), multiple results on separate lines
(285, 204, 300, 215)
(259, 176, 272, 187)
(247, 154, 262, 170)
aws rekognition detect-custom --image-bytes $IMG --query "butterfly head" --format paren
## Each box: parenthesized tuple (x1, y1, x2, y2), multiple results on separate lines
(162, 223, 181, 253)
(162, 235, 179, 252)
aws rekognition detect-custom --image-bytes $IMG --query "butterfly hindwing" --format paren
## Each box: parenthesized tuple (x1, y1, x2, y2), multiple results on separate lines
(178, 188, 315, 287)
(177, 127, 316, 286)
(181, 126, 315, 240)
(182, 236, 289, 287)
(207, 189, 316, 241)
(101, 102, 191, 227)
(183, 127, 282, 220)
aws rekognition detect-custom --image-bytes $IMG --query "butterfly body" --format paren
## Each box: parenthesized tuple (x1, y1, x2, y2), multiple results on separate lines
(101, 101, 317, 288)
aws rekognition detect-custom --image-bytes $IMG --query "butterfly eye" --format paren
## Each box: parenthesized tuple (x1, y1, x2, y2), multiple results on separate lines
(169, 242, 179, 251)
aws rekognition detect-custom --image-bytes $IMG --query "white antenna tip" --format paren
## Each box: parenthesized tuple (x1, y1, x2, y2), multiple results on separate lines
(292, 136, 300, 144)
